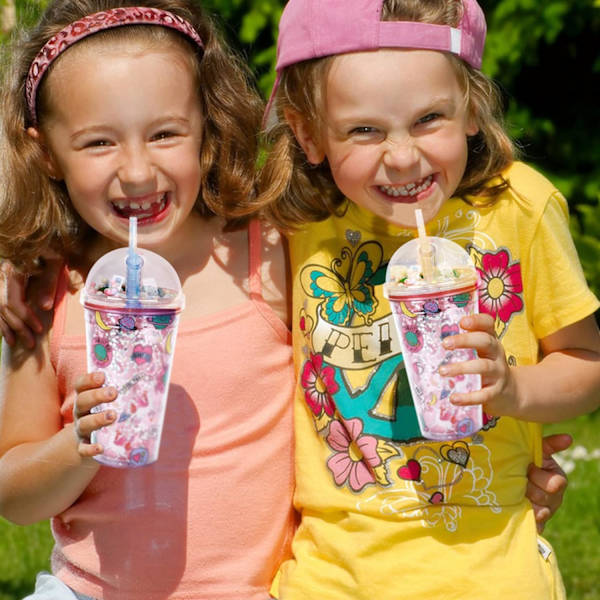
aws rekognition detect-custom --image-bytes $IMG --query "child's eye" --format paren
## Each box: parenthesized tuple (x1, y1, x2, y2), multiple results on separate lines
(349, 126, 377, 135)
(151, 131, 177, 141)
(417, 113, 441, 125)
(85, 139, 111, 148)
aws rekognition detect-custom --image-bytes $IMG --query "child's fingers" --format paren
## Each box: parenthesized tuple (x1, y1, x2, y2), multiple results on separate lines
(0, 314, 16, 346)
(458, 313, 496, 333)
(541, 433, 573, 458)
(74, 385, 118, 419)
(439, 354, 500, 380)
(0, 305, 37, 349)
(442, 330, 499, 358)
(447, 385, 497, 408)
(74, 371, 106, 394)
(529, 503, 551, 533)
(75, 410, 117, 441)
(77, 440, 104, 459)
(0, 261, 44, 335)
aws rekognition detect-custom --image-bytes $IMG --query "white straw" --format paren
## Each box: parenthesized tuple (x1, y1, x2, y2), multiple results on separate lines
(415, 209, 434, 282)
(415, 209, 427, 239)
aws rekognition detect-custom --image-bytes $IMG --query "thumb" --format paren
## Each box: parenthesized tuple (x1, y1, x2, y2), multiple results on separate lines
(541, 433, 573, 457)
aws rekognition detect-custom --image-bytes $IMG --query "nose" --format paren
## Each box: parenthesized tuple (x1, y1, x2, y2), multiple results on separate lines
(117, 144, 156, 195)
(382, 137, 419, 171)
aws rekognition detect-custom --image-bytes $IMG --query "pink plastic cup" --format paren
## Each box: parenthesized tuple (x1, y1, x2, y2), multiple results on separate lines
(384, 237, 482, 440)
(81, 247, 184, 467)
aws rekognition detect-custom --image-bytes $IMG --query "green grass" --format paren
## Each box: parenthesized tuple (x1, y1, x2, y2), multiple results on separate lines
(0, 519, 52, 600)
(0, 414, 599, 599)
(544, 411, 600, 600)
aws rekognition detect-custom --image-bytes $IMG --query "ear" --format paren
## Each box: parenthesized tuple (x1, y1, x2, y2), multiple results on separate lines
(465, 107, 480, 137)
(284, 108, 325, 165)
(26, 127, 64, 180)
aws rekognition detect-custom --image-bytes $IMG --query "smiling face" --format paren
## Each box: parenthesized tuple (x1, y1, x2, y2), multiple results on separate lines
(33, 37, 204, 252)
(289, 49, 478, 228)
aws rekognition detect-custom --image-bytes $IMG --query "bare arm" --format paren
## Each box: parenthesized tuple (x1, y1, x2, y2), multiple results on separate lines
(0, 328, 101, 525)
(516, 315, 600, 420)
(442, 313, 600, 422)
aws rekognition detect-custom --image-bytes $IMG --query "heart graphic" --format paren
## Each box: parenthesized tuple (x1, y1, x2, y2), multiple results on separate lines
(345, 229, 361, 246)
(129, 447, 149, 466)
(440, 441, 470, 467)
(429, 491, 444, 504)
(398, 458, 421, 481)
(457, 418, 475, 436)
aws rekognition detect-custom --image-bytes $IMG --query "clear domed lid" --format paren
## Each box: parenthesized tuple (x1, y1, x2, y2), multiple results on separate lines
(81, 247, 184, 312)
(384, 236, 477, 297)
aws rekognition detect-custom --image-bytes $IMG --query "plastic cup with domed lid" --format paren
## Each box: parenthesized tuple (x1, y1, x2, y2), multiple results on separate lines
(383, 210, 482, 441)
(80, 218, 185, 467)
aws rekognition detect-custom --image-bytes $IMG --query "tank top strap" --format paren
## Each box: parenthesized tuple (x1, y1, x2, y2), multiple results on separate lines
(248, 219, 263, 298)
(49, 265, 70, 367)
(247, 219, 290, 341)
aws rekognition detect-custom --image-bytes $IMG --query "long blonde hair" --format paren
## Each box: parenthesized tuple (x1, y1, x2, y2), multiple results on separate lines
(259, 0, 516, 230)
(0, 0, 264, 273)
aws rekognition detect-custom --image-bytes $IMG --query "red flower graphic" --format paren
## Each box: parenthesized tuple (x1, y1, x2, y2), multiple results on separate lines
(477, 249, 523, 325)
(301, 353, 339, 417)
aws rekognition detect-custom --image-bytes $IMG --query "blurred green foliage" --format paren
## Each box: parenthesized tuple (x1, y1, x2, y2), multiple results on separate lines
(1, 0, 598, 296)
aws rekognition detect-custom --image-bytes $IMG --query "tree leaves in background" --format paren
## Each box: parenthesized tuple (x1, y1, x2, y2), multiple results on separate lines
(2, 0, 598, 296)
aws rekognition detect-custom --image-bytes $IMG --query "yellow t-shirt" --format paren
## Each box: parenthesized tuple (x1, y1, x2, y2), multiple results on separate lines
(276, 162, 599, 599)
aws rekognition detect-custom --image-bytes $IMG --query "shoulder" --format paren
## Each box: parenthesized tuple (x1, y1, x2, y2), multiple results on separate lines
(502, 161, 568, 217)
(258, 223, 290, 327)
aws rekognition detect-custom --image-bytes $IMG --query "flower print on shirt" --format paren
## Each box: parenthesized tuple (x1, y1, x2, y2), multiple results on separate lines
(326, 418, 381, 492)
(469, 246, 524, 338)
(301, 352, 339, 418)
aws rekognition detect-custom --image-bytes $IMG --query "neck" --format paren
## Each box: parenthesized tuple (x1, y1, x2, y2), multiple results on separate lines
(80, 214, 229, 282)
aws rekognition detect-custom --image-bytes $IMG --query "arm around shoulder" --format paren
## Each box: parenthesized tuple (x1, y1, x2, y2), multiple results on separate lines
(514, 313, 600, 422)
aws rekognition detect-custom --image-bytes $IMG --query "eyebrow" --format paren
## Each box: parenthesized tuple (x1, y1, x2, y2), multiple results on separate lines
(69, 126, 113, 143)
(69, 116, 192, 143)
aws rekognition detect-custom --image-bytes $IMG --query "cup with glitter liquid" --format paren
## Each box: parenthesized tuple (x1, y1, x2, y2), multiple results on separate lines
(383, 214, 482, 440)
(80, 219, 184, 467)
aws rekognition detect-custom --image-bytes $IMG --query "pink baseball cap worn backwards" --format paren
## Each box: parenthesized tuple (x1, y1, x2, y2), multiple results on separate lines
(265, 0, 486, 123)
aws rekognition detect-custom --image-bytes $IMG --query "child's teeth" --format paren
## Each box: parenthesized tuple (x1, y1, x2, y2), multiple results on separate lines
(380, 175, 432, 197)
(112, 194, 168, 217)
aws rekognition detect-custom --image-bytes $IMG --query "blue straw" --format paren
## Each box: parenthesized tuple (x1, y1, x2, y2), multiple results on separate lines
(126, 217, 143, 306)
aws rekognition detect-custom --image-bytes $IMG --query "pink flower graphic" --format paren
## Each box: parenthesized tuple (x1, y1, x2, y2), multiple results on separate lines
(477, 249, 523, 324)
(326, 418, 381, 491)
(301, 353, 338, 417)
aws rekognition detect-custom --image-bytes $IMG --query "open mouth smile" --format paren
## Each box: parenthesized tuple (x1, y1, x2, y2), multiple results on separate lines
(111, 193, 169, 221)
(378, 175, 433, 199)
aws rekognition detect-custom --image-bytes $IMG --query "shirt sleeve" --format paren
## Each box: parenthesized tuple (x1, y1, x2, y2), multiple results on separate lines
(526, 190, 599, 339)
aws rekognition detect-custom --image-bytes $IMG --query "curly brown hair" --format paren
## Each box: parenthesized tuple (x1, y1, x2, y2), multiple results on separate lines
(259, 0, 517, 230)
(0, 0, 264, 273)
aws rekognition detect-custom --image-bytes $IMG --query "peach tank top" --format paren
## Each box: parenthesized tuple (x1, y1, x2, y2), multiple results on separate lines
(49, 220, 295, 600)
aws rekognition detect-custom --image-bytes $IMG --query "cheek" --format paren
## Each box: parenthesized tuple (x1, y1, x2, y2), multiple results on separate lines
(328, 146, 376, 185)
(428, 133, 469, 174)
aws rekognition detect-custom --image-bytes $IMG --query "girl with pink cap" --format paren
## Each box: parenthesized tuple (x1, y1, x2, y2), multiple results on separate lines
(0, 1, 295, 598)
(260, 0, 600, 598)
